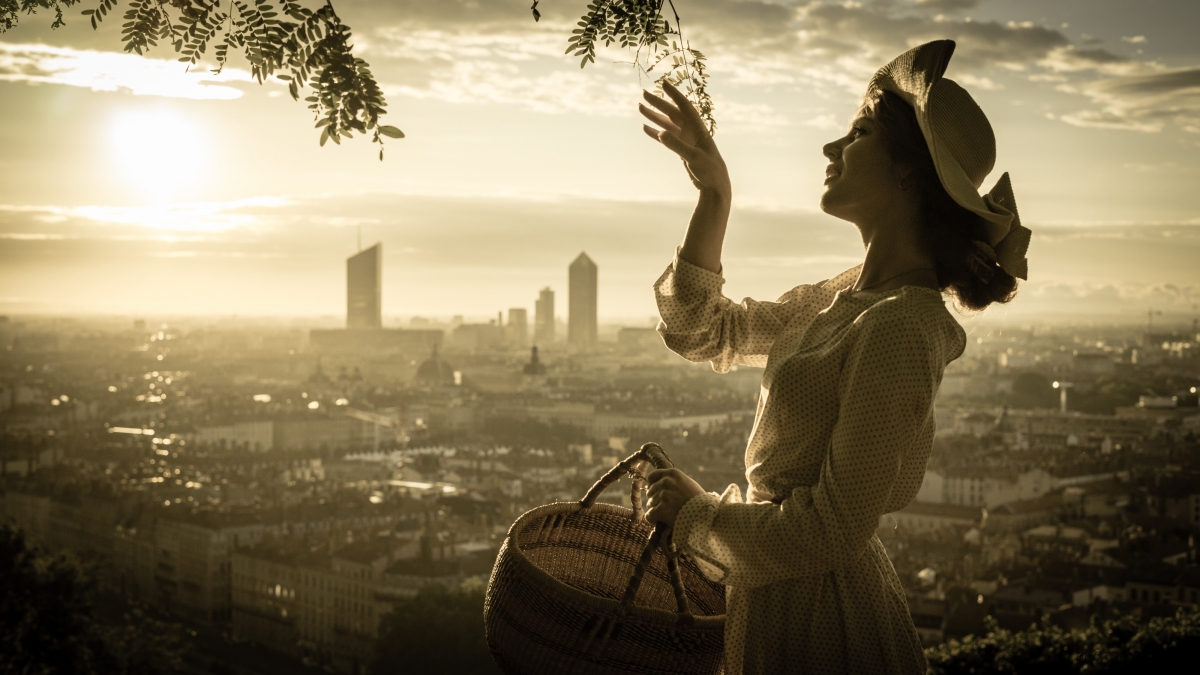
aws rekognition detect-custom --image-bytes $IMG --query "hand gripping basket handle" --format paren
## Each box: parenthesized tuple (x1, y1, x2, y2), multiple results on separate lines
(579, 443, 693, 621)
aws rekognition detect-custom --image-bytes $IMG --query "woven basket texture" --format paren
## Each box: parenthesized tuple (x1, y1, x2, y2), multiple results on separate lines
(485, 500, 726, 675)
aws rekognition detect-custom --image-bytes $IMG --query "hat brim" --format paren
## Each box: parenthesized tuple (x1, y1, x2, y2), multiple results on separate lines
(869, 40, 1029, 279)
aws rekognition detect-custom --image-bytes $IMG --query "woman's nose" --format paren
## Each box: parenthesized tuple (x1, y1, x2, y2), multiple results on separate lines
(822, 140, 840, 160)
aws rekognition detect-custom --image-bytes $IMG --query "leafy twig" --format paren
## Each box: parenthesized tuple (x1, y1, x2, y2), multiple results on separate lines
(555, 0, 715, 133)
(2, 0, 402, 158)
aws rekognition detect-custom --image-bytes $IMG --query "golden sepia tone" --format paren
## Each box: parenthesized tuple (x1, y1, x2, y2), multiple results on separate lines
(3, 2, 1200, 675)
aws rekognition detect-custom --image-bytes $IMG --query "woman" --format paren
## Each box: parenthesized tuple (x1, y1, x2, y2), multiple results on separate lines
(640, 41, 1031, 674)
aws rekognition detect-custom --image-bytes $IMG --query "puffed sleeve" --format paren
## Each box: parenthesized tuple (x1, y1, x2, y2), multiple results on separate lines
(654, 250, 820, 373)
(671, 308, 939, 587)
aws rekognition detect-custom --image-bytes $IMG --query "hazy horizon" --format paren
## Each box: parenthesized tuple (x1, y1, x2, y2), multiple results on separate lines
(3, 0, 1199, 322)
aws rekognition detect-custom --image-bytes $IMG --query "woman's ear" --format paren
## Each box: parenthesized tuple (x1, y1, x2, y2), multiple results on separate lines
(892, 163, 924, 195)
(891, 162, 916, 189)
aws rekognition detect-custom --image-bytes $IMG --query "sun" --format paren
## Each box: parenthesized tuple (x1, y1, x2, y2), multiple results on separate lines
(108, 108, 209, 203)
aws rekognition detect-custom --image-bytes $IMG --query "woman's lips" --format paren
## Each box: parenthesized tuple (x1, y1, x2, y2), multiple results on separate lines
(824, 166, 840, 185)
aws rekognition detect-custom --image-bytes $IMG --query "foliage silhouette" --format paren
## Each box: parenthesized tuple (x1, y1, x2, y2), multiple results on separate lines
(925, 610, 1200, 674)
(1, 0, 399, 158)
(0, 521, 188, 675)
(371, 577, 500, 675)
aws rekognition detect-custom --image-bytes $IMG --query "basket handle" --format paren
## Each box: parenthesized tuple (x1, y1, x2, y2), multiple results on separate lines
(579, 443, 693, 621)
(579, 442, 673, 515)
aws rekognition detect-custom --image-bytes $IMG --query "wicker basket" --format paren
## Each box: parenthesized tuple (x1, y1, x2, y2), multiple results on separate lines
(485, 443, 726, 675)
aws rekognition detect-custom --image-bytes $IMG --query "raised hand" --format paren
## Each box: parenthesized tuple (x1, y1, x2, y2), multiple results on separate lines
(640, 82, 731, 195)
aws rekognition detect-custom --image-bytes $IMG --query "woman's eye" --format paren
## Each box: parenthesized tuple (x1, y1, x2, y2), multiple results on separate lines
(851, 126, 865, 137)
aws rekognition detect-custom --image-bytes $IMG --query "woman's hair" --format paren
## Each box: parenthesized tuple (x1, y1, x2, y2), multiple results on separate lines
(858, 88, 1017, 311)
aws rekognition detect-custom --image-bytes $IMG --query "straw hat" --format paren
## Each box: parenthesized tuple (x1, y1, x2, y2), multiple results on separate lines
(869, 39, 1031, 280)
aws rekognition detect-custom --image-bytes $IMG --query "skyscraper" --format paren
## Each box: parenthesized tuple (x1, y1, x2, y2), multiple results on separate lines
(507, 308, 528, 345)
(569, 252, 597, 350)
(346, 243, 381, 329)
(535, 287, 555, 345)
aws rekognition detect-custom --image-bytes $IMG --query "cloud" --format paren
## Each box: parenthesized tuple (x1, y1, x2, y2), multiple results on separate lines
(384, 58, 639, 116)
(348, 0, 1199, 140)
(958, 73, 1003, 90)
(8, 1, 1194, 140)
(1059, 67, 1200, 133)
(0, 42, 258, 100)
(912, 0, 980, 11)
(720, 101, 791, 130)
(0, 197, 291, 233)
(1038, 45, 1134, 75)
(802, 112, 843, 130)
(789, 3, 1071, 71)
(1122, 161, 1179, 173)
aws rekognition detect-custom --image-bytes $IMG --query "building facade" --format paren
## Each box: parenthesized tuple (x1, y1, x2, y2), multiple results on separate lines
(507, 308, 528, 345)
(568, 253, 597, 350)
(346, 244, 382, 330)
(535, 287, 555, 345)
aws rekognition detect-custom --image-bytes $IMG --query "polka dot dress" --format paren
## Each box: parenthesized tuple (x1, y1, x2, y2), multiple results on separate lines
(654, 252, 966, 675)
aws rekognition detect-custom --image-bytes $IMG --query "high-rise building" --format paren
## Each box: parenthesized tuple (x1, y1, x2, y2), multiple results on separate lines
(508, 308, 528, 345)
(346, 244, 381, 329)
(535, 288, 555, 345)
(569, 252, 597, 350)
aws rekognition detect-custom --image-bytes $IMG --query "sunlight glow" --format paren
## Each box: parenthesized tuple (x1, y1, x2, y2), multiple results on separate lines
(108, 110, 209, 203)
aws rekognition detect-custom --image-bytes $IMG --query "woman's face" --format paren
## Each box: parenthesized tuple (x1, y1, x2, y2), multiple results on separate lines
(819, 115, 905, 226)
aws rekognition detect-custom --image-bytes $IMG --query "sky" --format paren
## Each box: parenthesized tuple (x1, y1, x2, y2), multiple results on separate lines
(1, 0, 1199, 325)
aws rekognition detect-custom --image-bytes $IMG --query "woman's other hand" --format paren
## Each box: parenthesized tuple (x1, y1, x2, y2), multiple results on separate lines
(645, 467, 707, 527)
(640, 82, 731, 195)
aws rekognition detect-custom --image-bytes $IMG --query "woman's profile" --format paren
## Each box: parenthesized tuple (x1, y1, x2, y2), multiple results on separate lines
(639, 40, 1032, 674)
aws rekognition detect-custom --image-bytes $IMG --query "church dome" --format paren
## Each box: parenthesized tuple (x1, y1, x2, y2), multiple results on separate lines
(416, 344, 456, 386)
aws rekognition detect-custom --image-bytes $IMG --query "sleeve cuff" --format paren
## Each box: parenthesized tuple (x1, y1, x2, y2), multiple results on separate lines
(672, 485, 740, 584)
(671, 246, 725, 292)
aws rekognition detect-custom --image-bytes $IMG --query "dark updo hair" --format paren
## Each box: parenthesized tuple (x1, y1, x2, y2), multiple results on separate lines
(859, 88, 1018, 311)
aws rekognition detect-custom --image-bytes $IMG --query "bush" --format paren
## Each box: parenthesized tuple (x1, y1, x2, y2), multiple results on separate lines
(926, 609, 1200, 674)
(371, 578, 500, 675)
(0, 521, 186, 674)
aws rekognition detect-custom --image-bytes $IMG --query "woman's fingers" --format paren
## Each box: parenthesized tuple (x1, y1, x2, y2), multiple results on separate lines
(646, 468, 676, 483)
(642, 88, 681, 122)
(661, 81, 707, 132)
(657, 131, 701, 163)
(639, 103, 681, 136)
(647, 477, 667, 499)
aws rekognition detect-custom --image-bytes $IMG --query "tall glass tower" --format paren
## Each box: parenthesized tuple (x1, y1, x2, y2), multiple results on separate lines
(568, 252, 597, 350)
(346, 244, 381, 329)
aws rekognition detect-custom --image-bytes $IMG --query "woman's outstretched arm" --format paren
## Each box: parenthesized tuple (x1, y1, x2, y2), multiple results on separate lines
(640, 82, 731, 274)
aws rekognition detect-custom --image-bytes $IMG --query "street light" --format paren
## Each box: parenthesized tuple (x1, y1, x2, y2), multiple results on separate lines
(1052, 381, 1074, 414)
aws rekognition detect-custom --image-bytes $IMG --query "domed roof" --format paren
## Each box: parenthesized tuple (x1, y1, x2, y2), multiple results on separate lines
(416, 344, 456, 386)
